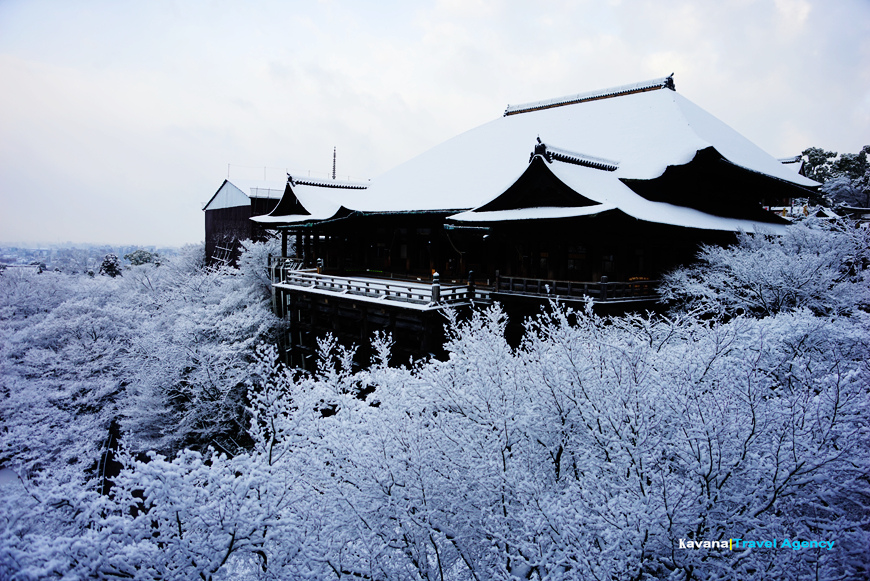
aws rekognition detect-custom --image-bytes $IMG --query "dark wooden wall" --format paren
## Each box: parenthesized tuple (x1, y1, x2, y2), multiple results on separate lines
(205, 198, 279, 265)
(287, 212, 737, 285)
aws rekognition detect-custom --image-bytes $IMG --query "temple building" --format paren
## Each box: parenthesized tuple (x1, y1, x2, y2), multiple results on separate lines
(253, 75, 819, 367)
(202, 178, 285, 265)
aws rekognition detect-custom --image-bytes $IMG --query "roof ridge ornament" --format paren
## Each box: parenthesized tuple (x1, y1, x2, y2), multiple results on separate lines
(505, 74, 676, 116)
(531, 140, 619, 172)
(287, 173, 369, 190)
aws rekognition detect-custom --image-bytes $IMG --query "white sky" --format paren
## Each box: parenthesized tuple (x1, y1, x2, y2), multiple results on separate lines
(1, 0, 868, 246)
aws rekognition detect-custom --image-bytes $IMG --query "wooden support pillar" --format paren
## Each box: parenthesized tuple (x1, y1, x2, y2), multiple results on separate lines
(281, 231, 288, 258)
(431, 272, 441, 303)
(303, 234, 312, 267)
(339, 236, 346, 274)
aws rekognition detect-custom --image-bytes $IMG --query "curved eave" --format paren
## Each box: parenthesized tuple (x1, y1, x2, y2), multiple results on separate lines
(671, 93, 819, 189)
(251, 213, 319, 225)
(620, 202, 791, 234)
(257, 179, 368, 226)
(619, 147, 803, 225)
(252, 205, 355, 227)
(449, 204, 617, 222)
(720, 157, 821, 196)
(551, 158, 792, 233)
(450, 202, 789, 234)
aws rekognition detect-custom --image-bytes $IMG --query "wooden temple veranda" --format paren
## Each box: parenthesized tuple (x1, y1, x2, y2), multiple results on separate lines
(249, 75, 819, 369)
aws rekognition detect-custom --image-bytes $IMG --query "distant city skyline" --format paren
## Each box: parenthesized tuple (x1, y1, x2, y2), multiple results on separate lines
(1, 0, 868, 246)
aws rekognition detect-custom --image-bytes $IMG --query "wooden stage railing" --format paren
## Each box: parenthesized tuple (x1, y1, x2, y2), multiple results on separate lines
(267, 256, 659, 305)
(493, 274, 659, 302)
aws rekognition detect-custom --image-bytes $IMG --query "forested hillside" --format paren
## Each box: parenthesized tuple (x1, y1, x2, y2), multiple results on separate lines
(1, 220, 868, 581)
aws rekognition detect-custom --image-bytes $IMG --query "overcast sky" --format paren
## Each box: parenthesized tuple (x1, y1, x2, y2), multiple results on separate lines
(1, 0, 868, 247)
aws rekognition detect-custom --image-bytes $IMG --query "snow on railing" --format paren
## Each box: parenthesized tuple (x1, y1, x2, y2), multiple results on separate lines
(274, 270, 489, 308)
(267, 257, 658, 306)
(268, 256, 306, 285)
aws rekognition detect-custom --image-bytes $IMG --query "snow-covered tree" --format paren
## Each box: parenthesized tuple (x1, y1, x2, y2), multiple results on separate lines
(801, 147, 838, 184)
(660, 218, 870, 316)
(2, 344, 336, 580)
(124, 248, 160, 266)
(2, 224, 868, 580)
(1, 242, 280, 491)
(120, 243, 280, 454)
(99, 253, 123, 277)
(236, 238, 282, 300)
(822, 171, 870, 207)
(0, 270, 138, 493)
(803, 145, 870, 207)
(3, 302, 868, 580)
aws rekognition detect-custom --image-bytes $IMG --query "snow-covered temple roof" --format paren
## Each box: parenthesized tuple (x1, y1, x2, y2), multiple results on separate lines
(778, 155, 805, 174)
(451, 152, 792, 234)
(252, 176, 369, 225)
(257, 75, 819, 232)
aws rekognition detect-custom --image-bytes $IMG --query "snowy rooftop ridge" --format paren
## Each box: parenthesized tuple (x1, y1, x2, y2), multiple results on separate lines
(289, 174, 369, 190)
(778, 155, 802, 164)
(504, 74, 676, 116)
(541, 142, 620, 172)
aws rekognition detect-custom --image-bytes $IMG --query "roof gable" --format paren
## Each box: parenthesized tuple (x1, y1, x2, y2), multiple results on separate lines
(203, 180, 249, 211)
(252, 176, 370, 226)
(268, 182, 311, 217)
(203, 178, 287, 211)
(475, 154, 600, 212)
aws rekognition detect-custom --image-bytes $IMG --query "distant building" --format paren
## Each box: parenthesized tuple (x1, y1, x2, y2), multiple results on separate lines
(253, 75, 821, 366)
(202, 179, 285, 265)
(777, 154, 806, 176)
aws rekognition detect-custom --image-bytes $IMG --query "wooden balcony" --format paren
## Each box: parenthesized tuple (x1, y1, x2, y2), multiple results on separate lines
(268, 256, 489, 311)
(493, 274, 660, 303)
(275, 271, 490, 310)
(267, 256, 660, 311)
